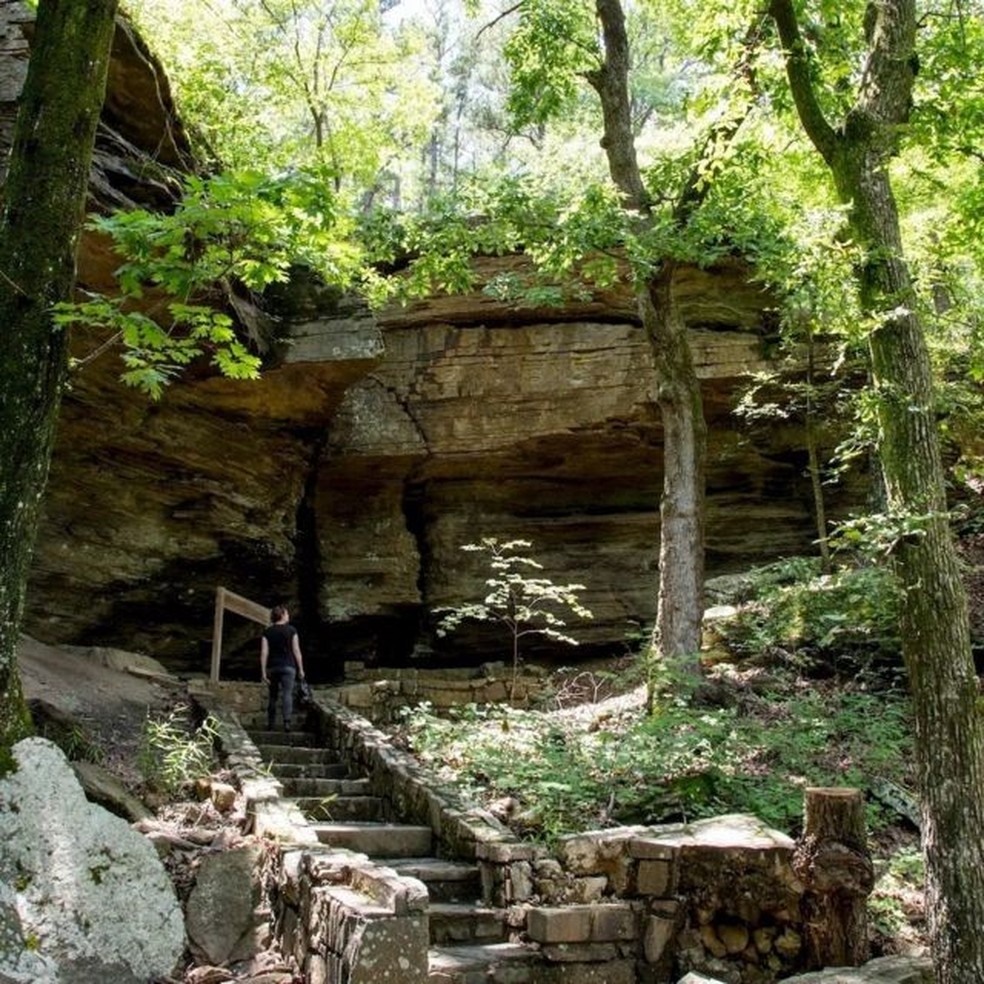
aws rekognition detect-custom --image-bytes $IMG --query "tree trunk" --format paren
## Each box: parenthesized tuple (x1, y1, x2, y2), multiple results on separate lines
(771, 1, 984, 979)
(589, 0, 706, 675)
(641, 270, 706, 663)
(842, 158, 984, 983)
(793, 787, 873, 968)
(0, 0, 119, 772)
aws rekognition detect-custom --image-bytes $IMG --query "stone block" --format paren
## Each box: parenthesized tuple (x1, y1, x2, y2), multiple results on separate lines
(636, 858, 675, 897)
(628, 837, 678, 861)
(567, 876, 609, 903)
(778, 955, 933, 982)
(476, 840, 540, 863)
(508, 860, 535, 902)
(542, 942, 619, 963)
(590, 903, 638, 942)
(643, 914, 677, 964)
(538, 957, 637, 983)
(527, 906, 594, 944)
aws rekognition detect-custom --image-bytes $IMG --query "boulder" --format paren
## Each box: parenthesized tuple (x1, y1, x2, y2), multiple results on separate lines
(0, 738, 184, 983)
(72, 760, 153, 822)
(780, 954, 934, 982)
(186, 844, 269, 965)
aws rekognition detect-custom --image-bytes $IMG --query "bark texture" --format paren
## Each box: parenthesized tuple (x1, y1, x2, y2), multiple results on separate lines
(588, 0, 763, 666)
(0, 0, 119, 771)
(793, 787, 874, 968)
(771, 2, 984, 980)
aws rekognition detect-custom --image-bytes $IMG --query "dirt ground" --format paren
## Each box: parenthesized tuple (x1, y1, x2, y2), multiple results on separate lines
(18, 634, 185, 789)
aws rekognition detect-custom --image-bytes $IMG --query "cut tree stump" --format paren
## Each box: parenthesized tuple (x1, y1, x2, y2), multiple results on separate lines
(793, 787, 875, 969)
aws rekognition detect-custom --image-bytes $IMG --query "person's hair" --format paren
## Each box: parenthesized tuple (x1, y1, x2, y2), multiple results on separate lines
(270, 605, 288, 623)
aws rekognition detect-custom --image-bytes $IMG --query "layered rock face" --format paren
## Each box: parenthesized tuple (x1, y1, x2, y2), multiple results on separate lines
(3, 6, 851, 677)
(29, 256, 848, 677)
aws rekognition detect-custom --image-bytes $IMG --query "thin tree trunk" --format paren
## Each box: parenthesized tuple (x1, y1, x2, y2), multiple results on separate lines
(848, 162, 984, 983)
(0, 0, 119, 772)
(771, 1, 984, 978)
(805, 325, 831, 569)
(589, 0, 706, 676)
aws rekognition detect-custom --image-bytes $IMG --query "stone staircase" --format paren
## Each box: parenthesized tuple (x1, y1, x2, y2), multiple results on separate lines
(244, 715, 542, 982)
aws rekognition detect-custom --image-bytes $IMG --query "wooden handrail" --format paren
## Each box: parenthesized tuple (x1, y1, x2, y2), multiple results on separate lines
(210, 586, 270, 682)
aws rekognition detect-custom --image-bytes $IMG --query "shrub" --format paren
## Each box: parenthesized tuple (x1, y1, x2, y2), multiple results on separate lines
(435, 537, 593, 698)
(398, 675, 913, 843)
(713, 556, 901, 675)
(137, 707, 219, 797)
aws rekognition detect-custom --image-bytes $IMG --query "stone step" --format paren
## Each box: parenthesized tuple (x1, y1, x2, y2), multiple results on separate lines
(247, 728, 320, 746)
(427, 942, 541, 984)
(386, 858, 483, 904)
(311, 822, 434, 858)
(268, 761, 351, 780)
(287, 795, 385, 823)
(254, 744, 338, 765)
(428, 903, 509, 946)
(241, 711, 315, 729)
(278, 776, 372, 798)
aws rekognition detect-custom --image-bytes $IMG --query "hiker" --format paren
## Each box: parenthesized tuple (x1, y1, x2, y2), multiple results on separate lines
(260, 604, 306, 732)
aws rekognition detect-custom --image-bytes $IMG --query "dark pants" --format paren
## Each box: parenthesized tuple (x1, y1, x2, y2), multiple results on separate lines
(267, 666, 297, 730)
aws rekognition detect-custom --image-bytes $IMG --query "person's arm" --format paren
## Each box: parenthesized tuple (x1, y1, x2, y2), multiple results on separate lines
(260, 636, 269, 683)
(292, 632, 305, 679)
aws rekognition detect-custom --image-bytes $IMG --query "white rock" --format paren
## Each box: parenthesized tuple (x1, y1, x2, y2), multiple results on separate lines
(0, 738, 185, 983)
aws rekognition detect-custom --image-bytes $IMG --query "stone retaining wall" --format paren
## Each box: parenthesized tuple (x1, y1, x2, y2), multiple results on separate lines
(327, 660, 547, 723)
(193, 681, 431, 983)
(197, 681, 882, 984)
(305, 691, 841, 983)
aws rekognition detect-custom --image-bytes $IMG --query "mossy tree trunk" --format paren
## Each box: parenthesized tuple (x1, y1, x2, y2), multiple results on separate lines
(0, 0, 119, 772)
(772, 2, 984, 980)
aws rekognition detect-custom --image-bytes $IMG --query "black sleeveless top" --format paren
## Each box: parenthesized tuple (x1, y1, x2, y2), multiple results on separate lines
(263, 623, 297, 670)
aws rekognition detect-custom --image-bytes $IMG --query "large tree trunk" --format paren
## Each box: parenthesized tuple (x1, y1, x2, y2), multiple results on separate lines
(0, 0, 119, 772)
(641, 270, 706, 661)
(843, 158, 984, 983)
(771, 1, 984, 979)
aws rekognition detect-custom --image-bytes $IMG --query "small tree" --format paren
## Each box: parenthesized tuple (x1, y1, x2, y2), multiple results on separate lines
(435, 537, 593, 699)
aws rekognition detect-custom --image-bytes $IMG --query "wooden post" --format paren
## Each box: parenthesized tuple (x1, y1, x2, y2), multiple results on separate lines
(210, 586, 272, 683)
(210, 586, 226, 683)
(793, 787, 874, 969)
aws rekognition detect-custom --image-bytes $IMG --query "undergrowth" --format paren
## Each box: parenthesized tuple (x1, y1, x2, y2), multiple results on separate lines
(398, 669, 912, 845)
(137, 706, 219, 797)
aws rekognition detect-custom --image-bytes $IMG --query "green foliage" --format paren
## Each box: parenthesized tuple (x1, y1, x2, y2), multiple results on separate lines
(128, 0, 438, 189)
(868, 847, 925, 939)
(502, 0, 598, 128)
(435, 538, 593, 695)
(55, 168, 358, 397)
(398, 671, 912, 843)
(137, 709, 219, 797)
(712, 556, 902, 672)
(33, 718, 103, 765)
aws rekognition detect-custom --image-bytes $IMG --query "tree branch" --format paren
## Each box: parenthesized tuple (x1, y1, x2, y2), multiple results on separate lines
(769, 0, 839, 165)
(855, 0, 917, 129)
(476, 1, 524, 40)
(587, 0, 649, 213)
